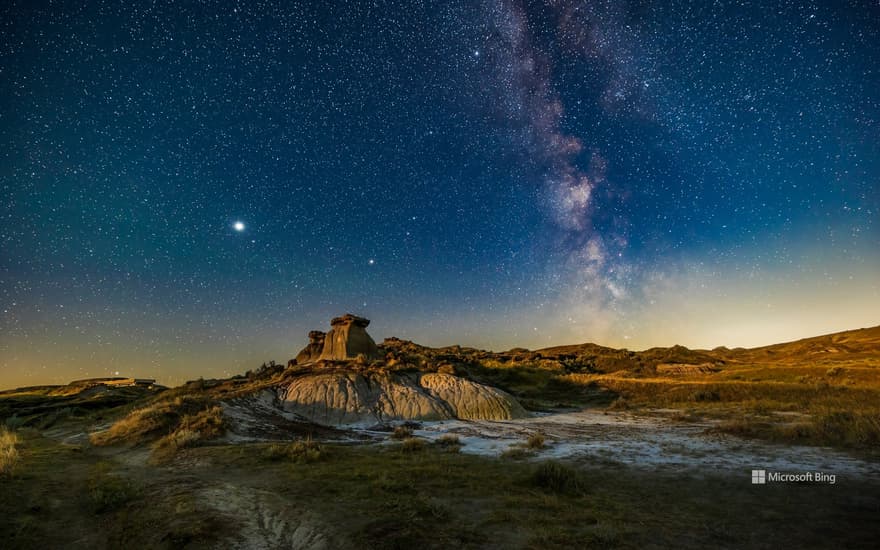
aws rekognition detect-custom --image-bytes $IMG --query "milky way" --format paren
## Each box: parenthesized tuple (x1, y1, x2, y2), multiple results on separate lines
(1, 1, 878, 388)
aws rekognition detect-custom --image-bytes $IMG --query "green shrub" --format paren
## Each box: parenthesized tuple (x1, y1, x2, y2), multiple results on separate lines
(530, 461, 586, 494)
(4, 415, 25, 430)
(87, 462, 140, 512)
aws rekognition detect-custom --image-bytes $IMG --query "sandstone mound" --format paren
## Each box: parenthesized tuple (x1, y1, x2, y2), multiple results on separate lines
(278, 371, 527, 425)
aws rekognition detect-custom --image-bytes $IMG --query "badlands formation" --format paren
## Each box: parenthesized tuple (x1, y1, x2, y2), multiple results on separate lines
(279, 314, 527, 425)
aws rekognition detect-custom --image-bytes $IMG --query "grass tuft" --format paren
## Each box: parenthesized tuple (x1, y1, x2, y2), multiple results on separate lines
(0, 426, 20, 477)
(151, 406, 225, 462)
(264, 437, 324, 463)
(87, 462, 140, 513)
(526, 432, 546, 449)
(400, 437, 425, 453)
(391, 425, 414, 440)
(435, 434, 462, 452)
(530, 461, 587, 494)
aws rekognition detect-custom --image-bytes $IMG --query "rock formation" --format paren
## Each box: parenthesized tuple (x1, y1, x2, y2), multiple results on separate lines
(283, 314, 528, 424)
(295, 331, 326, 364)
(319, 314, 380, 361)
(278, 371, 527, 425)
(293, 314, 381, 362)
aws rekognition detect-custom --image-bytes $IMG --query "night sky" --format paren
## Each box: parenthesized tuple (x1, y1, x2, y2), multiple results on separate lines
(2, 1, 878, 388)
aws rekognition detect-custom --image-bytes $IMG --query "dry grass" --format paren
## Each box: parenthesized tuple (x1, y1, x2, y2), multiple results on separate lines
(435, 434, 462, 450)
(390, 425, 414, 440)
(526, 432, 546, 449)
(400, 437, 425, 453)
(0, 426, 20, 477)
(151, 405, 225, 462)
(89, 395, 214, 446)
(563, 365, 880, 449)
(264, 438, 324, 463)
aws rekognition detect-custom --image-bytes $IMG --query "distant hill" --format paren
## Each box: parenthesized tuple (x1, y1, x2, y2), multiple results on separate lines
(710, 325, 880, 364)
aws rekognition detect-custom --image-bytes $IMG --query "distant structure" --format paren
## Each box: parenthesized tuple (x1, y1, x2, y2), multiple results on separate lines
(69, 377, 156, 388)
(295, 314, 381, 363)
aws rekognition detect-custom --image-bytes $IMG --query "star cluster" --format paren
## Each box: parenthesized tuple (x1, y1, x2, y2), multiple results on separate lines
(1, 1, 878, 388)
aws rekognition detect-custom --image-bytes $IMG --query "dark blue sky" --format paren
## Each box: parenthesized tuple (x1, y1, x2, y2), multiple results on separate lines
(2, 0, 878, 387)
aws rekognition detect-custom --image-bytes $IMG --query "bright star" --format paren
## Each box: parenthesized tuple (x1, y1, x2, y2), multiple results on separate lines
(233, 221, 245, 232)
(368, 259, 375, 265)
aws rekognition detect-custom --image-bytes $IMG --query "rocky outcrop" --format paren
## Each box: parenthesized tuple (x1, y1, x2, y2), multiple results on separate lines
(277, 371, 527, 425)
(295, 331, 326, 364)
(318, 314, 380, 361)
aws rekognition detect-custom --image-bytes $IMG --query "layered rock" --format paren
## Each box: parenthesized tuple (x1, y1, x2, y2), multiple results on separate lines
(295, 331, 326, 364)
(318, 314, 380, 361)
(278, 371, 527, 425)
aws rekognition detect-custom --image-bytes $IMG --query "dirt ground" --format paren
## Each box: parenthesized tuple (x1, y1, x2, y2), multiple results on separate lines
(3, 406, 879, 549)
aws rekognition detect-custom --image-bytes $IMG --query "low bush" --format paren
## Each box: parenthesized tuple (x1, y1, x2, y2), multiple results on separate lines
(87, 462, 140, 513)
(264, 438, 324, 463)
(530, 461, 586, 494)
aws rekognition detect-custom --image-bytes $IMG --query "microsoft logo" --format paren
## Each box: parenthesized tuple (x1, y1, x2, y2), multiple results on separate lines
(751, 469, 766, 484)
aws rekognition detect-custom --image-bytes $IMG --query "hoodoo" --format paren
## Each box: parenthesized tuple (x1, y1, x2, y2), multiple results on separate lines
(284, 314, 528, 424)
(294, 313, 381, 363)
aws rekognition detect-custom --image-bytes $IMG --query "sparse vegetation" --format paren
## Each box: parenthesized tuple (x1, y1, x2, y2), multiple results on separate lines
(435, 434, 462, 452)
(526, 432, 546, 449)
(400, 437, 425, 453)
(501, 446, 532, 460)
(0, 426, 20, 477)
(86, 462, 140, 513)
(151, 405, 225, 462)
(1, 326, 879, 548)
(4, 415, 25, 430)
(90, 395, 210, 446)
(715, 407, 880, 448)
(1, 431, 878, 549)
(390, 425, 414, 440)
(264, 438, 324, 463)
(530, 461, 586, 495)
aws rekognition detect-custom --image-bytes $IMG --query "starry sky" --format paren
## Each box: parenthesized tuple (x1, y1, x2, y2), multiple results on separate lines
(2, 0, 878, 388)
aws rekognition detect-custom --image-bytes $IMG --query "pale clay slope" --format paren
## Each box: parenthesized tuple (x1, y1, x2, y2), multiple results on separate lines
(278, 372, 527, 425)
